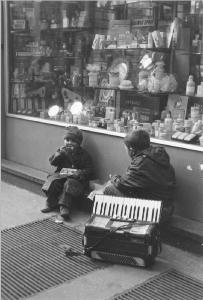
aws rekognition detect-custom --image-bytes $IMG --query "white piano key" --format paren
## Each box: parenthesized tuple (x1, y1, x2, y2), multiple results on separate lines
(136, 205, 141, 221)
(125, 198, 135, 218)
(141, 199, 148, 221)
(153, 200, 161, 222)
(132, 204, 137, 220)
(157, 201, 162, 222)
(142, 200, 148, 221)
(150, 200, 155, 222)
(137, 200, 144, 221)
(120, 204, 125, 218)
(102, 202, 107, 215)
(108, 196, 117, 217)
(147, 205, 153, 222)
(107, 202, 112, 216)
(99, 201, 104, 215)
(146, 200, 154, 221)
(94, 195, 103, 215)
(111, 203, 116, 217)
(116, 200, 123, 217)
(153, 200, 157, 222)
(102, 196, 108, 215)
(152, 200, 158, 222)
(109, 196, 115, 215)
(92, 200, 97, 214)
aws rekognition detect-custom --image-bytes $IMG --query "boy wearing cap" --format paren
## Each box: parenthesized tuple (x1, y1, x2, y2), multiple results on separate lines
(102, 130, 176, 223)
(41, 126, 94, 220)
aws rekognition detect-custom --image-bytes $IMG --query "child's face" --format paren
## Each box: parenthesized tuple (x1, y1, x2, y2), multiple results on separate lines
(64, 138, 78, 147)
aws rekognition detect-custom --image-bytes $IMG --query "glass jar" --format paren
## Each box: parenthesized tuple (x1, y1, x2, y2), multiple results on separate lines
(159, 123, 167, 140)
(88, 72, 98, 87)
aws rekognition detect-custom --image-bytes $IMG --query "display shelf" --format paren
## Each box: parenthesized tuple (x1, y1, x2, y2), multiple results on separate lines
(93, 47, 172, 53)
(10, 30, 33, 35)
(82, 85, 170, 95)
(40, 27, 91, 33)
(10, 79, 54, 84)
(175, 49, 203, 55)
(119, 90, 170, 96)
(15, 54, 82, 59)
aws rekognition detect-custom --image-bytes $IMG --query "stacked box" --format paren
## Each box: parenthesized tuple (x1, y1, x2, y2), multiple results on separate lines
(108, 20, 131, 40)
(119, 92, 167, 122)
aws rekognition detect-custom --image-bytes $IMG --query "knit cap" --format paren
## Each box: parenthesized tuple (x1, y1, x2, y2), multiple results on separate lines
(124, 130, 150, 150)
(64, 126, 83, 145)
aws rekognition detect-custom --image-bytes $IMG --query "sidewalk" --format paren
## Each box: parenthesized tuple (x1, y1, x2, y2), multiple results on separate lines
(1, 181, 203, 300)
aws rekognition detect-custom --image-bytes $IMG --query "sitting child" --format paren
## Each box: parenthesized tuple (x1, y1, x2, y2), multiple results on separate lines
(41, 126, 94, 220)
(89, 130, 176, 223)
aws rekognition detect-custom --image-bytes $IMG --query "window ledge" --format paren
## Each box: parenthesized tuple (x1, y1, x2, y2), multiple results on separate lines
(6, 113, 203, 152)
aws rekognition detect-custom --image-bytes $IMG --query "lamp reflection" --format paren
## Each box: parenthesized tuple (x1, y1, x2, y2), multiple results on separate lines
(48, 105, 61, 119)
(70, 101, 83, 115)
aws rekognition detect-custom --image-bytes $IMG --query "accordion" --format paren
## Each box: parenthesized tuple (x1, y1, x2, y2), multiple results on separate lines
(83, 195, 162, 267)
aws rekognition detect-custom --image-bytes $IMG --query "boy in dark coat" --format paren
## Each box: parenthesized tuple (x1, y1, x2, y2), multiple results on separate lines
(102, 130, 176, 223)
(41, 126, 94, 220)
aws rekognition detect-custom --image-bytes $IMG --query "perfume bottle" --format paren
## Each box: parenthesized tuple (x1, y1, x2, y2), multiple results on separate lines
(186, 75, 195, 96)
(62, 10, 69, 28)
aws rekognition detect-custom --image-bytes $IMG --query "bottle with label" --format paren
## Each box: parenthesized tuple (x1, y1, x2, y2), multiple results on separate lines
(164, 113, 173, 133)
(62, 10, 69, 28)
(159, 123, 167, 140)
(105, 97, 115, 122)
(186, 75, 195, 96)
(184, 119, 193, 133)
(196, 82, 203, 97)
(152, 120, 160, 138)
(148, 32, 154, 48)
(161, 107, 169, 121)
(173, 114, 184, 132)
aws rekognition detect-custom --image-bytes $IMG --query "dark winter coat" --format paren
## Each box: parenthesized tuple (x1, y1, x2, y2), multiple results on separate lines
(42, 145, 94, 195)
(110, 146, 176, 203)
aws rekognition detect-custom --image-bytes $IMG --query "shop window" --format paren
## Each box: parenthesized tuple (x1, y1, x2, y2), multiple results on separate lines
(5, 0, 203, 146)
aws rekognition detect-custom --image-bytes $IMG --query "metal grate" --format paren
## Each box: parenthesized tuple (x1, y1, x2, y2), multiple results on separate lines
(1, 218, 104, 300)
(111, 269, 203, 300)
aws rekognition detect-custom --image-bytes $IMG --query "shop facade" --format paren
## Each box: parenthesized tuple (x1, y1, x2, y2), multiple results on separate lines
(1, 0, 203, 223)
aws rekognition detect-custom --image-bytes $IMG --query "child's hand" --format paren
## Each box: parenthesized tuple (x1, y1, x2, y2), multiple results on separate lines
(59, 146, 67, 152)
(67, 169, 78, 176)
(59, 145, 73, 154)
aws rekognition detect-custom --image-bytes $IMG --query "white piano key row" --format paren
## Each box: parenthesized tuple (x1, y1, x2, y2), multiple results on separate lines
(93, 195, 162, 223)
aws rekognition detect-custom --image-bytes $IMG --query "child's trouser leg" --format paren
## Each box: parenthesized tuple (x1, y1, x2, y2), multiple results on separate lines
(58, 178, 84, 218)
(45, 179, 65, 208)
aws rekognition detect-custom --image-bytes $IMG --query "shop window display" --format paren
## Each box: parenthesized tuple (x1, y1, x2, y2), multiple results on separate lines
(5, 0, 203, 146)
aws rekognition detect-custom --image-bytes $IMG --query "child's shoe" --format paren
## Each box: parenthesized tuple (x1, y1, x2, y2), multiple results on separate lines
(41, 201, 58, 213)
(60, 205, 70, 220)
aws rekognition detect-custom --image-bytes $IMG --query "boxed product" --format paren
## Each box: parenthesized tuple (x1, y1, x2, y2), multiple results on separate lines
(108, 20, 131, 40)
(120, 92, 165, 122)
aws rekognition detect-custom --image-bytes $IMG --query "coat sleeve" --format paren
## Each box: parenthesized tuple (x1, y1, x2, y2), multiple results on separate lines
(111, 156, 149, 192)
(49, 147, 67, 166)
(71, 150, 95, 182)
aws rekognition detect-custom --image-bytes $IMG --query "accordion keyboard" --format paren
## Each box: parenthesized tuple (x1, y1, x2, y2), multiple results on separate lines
(93, 195, 162, 223)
